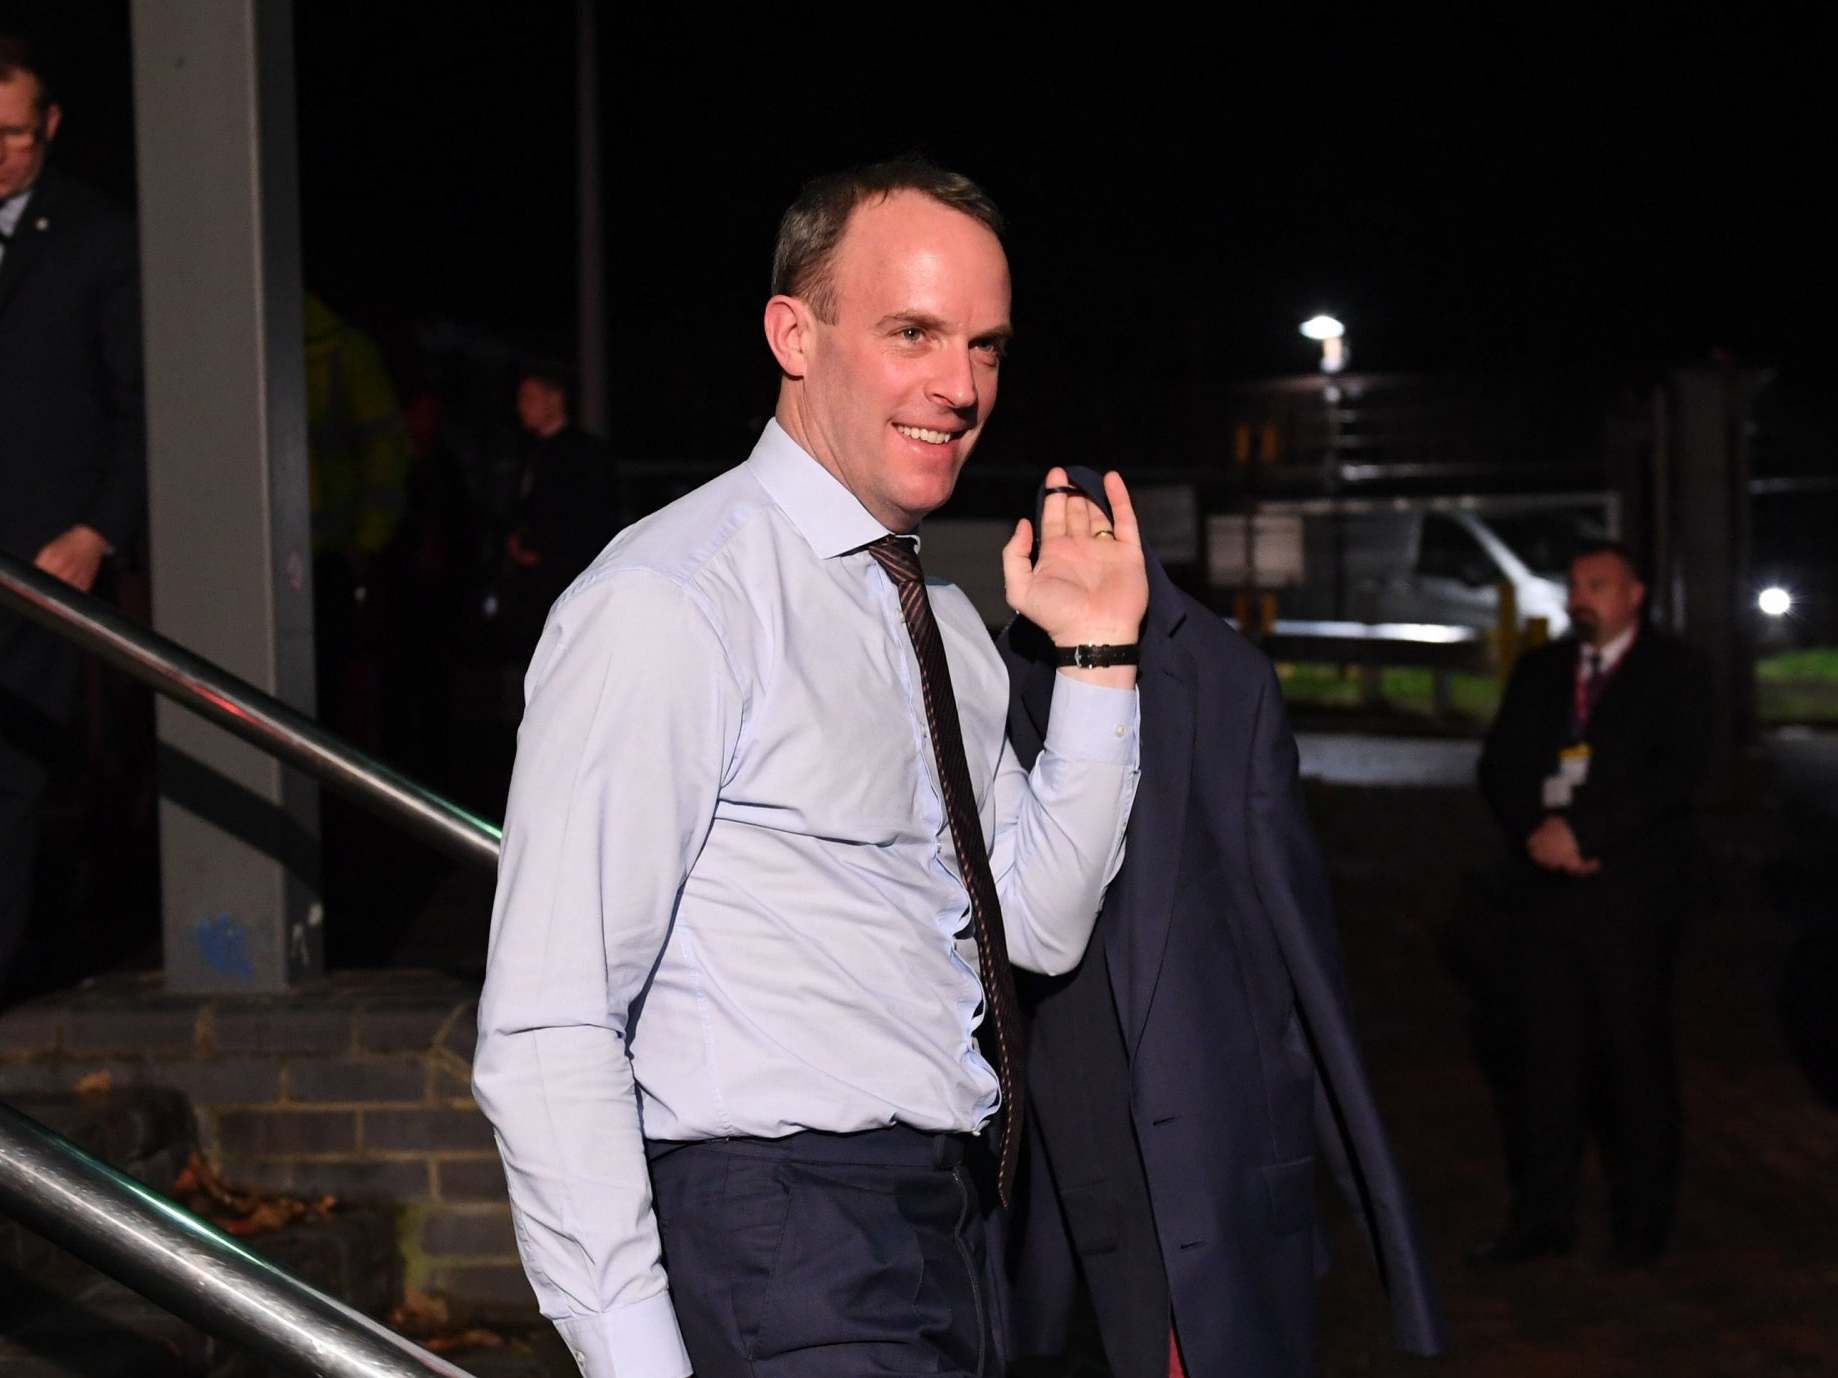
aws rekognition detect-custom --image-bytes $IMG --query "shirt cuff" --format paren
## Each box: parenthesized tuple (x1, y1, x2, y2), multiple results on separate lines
(552, 1292, 692, 1378)
(1042, 674, 1139, 765)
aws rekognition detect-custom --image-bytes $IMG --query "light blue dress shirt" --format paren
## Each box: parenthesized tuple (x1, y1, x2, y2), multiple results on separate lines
(473, 421, 1140, 1378)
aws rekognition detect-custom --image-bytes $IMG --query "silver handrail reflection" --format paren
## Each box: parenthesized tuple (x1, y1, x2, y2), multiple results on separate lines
(0, 1100, 475, 1377)
(0, 551, 500, 868)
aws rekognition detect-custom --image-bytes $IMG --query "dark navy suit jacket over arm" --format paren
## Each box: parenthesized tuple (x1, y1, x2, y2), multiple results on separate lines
(1000, 469, 1444, 1377)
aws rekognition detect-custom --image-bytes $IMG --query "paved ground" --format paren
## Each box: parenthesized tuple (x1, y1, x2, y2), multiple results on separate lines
(20, 714, 1838, 1376)
(1305, 736, 1838, 1378)
(1298, 732, 1481, 788)
(454, 732, 1838, 1378)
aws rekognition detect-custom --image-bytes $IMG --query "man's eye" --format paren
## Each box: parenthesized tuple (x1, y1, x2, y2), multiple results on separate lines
(898, 327, 926, 344)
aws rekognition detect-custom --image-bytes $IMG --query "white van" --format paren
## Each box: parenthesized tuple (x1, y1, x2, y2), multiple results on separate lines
(1232, 500, 1609, 638)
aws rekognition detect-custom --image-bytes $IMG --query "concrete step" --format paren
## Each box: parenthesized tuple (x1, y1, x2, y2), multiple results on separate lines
(0, 1209, 403, 1377)
(0, 1091, 403, 1376)
(1, 1087, 197, 1191)
(0, 1277, 211, 1377)
(1, 1088, 197, 1325)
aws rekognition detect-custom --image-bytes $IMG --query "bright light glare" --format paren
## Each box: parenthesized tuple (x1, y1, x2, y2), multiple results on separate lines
(1758, 586, 1792, 617)
(1300, 314, 1345, 341)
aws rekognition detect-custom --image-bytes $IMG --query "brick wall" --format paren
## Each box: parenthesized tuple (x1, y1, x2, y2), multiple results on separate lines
(0, 971, 531, 1319)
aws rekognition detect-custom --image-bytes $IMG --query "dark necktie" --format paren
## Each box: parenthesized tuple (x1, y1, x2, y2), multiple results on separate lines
(867, 535, 1023, 1206)
(1573, 646, 1605, 736)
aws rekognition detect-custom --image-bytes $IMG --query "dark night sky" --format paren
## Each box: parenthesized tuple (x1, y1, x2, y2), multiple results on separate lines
(14, 3, 1828, 466)
(292, 7, 1826, 464)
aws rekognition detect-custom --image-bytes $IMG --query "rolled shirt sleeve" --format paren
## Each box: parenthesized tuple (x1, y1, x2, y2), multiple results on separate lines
(991, 673, 1140, 976)
(473, 569, 740, 1378)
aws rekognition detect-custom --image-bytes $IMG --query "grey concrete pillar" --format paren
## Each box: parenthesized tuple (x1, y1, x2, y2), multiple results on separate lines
(131, 0, 320, 993)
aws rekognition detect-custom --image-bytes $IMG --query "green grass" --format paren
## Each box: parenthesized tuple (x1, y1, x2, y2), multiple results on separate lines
(1277, 647, 1838, 725)
(1756, 647, 1838, 682)
(1274, 662, 1501, 722)
(1753, 648, 1838, 723)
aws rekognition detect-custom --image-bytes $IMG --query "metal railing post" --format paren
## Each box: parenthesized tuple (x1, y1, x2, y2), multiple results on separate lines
(0, 551, 500, 869)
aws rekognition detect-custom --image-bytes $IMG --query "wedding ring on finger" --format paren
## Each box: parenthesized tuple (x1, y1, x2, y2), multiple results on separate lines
(1093, 528, 1116, 540)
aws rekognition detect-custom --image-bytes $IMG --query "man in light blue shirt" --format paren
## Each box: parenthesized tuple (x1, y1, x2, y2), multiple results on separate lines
(474, 158, 1148, 1378)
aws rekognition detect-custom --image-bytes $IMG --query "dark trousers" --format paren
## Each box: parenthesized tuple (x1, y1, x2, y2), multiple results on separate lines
(0, 613, 80, 997)
(647, 1127, 1007, 1378)
(1441, 865, 1536, 1195)
(1508, 876, 1683, 1252)
(1018, 943, 1172, 1378)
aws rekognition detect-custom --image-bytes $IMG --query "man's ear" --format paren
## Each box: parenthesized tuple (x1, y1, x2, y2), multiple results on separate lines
(42, 102, 62, 144)
(763, 294, 812, 379)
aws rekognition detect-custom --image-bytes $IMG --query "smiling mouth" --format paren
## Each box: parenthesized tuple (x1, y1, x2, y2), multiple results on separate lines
(892, 423, 963, 446)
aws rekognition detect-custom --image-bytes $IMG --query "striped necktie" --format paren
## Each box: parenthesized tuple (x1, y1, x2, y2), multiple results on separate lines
(868, 535, 1023, 1206)
(1574, 645, 1606, 736)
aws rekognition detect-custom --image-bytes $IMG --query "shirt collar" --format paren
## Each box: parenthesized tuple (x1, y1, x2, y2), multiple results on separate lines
(745, 418, 901, 559)
(1584, 622, 1638, 673)
(1600, 622, 1638, 671)
(0, 187, 32, 238)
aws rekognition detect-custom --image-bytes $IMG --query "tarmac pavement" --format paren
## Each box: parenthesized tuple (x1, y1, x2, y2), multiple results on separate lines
(312, 727, 1838, 1377)
(20, 711, 1837, 1377)
(1308, 732, 1838, 1378)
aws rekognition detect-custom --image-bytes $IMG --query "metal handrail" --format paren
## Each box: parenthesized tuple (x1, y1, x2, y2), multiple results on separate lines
(0, 551, 500, 868)
(0, 1100, 475, 1376)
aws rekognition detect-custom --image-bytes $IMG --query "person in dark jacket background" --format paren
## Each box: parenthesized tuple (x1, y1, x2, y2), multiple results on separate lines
(0, 33, 144, 1001)
(1000, 469, 1443, 1378)
(1469, 540, 1710, 1268)
(499, 362, 619, 660)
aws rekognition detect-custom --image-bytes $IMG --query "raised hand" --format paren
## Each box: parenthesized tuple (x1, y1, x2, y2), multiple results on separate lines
(1001, 467, 1148, 652)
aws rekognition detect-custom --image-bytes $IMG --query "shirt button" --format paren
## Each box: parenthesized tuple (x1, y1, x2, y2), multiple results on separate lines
(1113, 723, 1126, 738)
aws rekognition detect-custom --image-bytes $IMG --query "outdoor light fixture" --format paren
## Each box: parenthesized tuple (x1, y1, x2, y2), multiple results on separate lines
(1758, 586, 1792, 617)
(1300, 315, 1347, 373)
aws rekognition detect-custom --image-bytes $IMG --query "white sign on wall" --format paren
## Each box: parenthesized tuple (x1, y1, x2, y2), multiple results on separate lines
(1206, 514, 1306, 587)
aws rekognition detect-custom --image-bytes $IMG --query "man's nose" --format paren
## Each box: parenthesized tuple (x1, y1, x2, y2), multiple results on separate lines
(926, 347, 979, 414)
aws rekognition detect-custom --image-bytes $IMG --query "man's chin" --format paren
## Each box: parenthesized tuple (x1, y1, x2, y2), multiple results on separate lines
(893, 489, 955, 530)
(889, 465, 969, 524)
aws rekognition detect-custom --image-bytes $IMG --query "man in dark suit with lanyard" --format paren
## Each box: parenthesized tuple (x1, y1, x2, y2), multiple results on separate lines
(1471, 539, 1710, 1268)
(1001, 469, 1445, 1378)
(0, 34, 145, 999)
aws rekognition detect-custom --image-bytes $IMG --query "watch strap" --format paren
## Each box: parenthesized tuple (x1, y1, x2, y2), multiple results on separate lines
(1053, 643, 1142, 669)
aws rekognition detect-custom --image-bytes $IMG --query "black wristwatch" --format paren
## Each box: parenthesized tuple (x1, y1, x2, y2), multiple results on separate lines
(1053, 643, 1141, 668)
